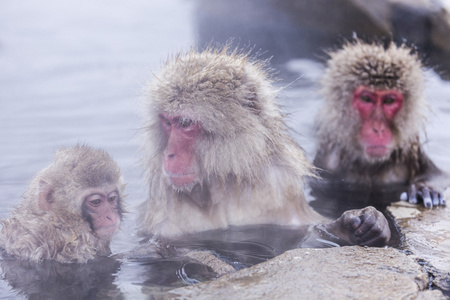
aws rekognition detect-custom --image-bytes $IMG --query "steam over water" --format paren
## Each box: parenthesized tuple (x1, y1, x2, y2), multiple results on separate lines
(1, 0, 450, 298)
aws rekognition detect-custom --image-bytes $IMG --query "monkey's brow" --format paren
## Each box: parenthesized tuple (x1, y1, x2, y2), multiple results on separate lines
(370, 74, 400, 80)
(109, 189, 120, 197)
(87, 189, 119, 198)
(86, 193, 106, 198)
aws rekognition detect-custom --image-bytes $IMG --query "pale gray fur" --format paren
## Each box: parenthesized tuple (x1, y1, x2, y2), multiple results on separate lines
(139, 48, 324, 238)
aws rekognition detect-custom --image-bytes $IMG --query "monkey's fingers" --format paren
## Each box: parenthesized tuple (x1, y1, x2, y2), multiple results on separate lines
(419, 187, 433, 208)
(345, 215, 362, 231)
(402, 185, 446, 207)
(351, 207, 380, 237)
(408, 184, 418, 204)
(430, 190, 441, 207)
(355, 217, 390, 246)
(418, 186, 445, 208)
(358, 230, 390, 247)
(352, 221, 379, 244)
(400, 192, 408, 201)
(432, 190, 446, 206)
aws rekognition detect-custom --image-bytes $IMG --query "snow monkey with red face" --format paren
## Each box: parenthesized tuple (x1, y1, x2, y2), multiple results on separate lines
(313, 40, 449, 208)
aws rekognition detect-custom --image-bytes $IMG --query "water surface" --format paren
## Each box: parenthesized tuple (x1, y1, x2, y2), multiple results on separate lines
(1, 1, 450, 298)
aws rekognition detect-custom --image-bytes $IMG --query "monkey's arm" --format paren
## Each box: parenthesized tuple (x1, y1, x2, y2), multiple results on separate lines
(305, 206, 391, 247)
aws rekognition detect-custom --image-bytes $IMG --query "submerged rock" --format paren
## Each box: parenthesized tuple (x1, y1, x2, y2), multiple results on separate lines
(165, 247, 445, 299)
(388, 201, 450, 295)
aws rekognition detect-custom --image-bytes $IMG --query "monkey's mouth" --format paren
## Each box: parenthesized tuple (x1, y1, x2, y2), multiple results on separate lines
(95, 224, 119, 239)
(365, 145, 390, 158)
(166, 172, 198, 187)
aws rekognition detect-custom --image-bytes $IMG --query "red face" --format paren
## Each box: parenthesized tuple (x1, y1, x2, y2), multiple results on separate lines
(82, 187, 121, 239)
(352, 86, 403, 158)
(160, 113, 202, 188)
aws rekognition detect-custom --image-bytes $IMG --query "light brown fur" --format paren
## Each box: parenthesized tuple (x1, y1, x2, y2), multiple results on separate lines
(0, 145, 126, 263)
(138, 48, 324, 238)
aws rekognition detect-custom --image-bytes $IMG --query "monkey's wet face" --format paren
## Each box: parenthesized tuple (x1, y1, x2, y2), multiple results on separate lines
(160, 113, 202, 190)
(352, 86, 403, 160)
(81, 186, 121, 239)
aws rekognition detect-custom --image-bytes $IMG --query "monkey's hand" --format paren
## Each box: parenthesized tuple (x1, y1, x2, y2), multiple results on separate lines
(401, 182, 446, 208)
(322, 206, 391, 247)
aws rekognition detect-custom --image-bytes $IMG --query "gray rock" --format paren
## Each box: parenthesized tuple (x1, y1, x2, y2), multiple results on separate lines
(196, 0, 450, 79)
(157, 200, 450, 299)
(388, 201, 450, 294)
(165, 247, 445, 299)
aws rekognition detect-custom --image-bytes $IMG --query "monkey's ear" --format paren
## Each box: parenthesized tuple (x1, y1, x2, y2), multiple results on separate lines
(38, 180, 54, 211)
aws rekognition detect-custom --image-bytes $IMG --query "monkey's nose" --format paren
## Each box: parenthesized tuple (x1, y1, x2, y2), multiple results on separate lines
(373, 126, 385, 135)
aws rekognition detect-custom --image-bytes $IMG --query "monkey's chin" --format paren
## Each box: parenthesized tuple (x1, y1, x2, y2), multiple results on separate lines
(95, 225, 118, 240)
(167, 175, 199, 193)
(365, 145, 391, 160)
(164, 170, 198, 189)
(170, 175, 196, 186)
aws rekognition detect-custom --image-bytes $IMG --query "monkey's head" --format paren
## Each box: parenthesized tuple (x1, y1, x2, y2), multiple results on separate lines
(143, 48, 309, 195)
(318, 40, 427, 164)
(31, 145, 126, 240)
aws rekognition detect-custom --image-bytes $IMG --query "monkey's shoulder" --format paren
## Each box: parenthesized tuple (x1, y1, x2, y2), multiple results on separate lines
(0, 211, 103, 263)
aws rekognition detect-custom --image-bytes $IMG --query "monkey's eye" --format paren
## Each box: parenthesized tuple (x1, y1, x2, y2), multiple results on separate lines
(359, 94, 374, 103)
(159, 115, 171, 127)
(107, 191, 119, 206)
(383, 95, 396, 105)
(108, 195, 117, 204)
(179, 117, 192, 128)
(89, 198, 102, 207)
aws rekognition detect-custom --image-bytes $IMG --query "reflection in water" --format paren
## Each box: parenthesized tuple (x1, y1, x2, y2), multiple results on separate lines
(0, 250, 217, 298)
(130, 224, 350, 297)
(309, 180, 408, 218)
(138, 258, 217, 286)
(112, 223, 352, 298)
(136, 258, 219, 297)
(150, 224, 347, 270)
(170, 225, 311, 269)
(0, 224, 348, 298)
(0, 256, 122, 299)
